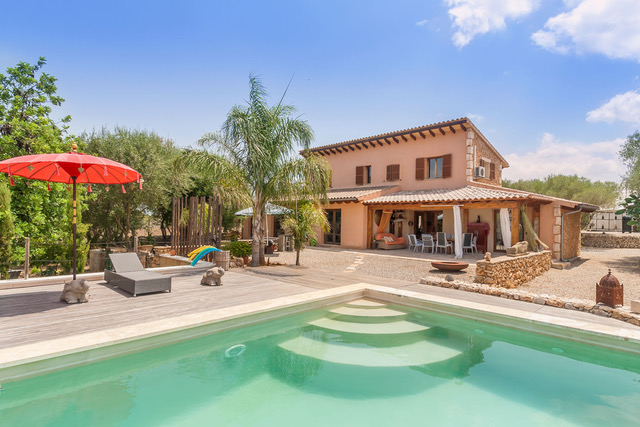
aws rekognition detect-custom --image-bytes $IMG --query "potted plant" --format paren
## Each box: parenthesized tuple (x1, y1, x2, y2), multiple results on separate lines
(226, 241, 252, 264)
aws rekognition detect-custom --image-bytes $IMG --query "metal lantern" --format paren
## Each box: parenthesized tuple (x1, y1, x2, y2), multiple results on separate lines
(596, 269, 624, 307)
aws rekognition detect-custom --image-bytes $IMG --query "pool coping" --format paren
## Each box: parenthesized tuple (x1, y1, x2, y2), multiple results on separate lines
(1, 282, 639, 382)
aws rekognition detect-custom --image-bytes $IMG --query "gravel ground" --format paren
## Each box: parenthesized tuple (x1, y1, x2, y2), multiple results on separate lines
(270, 246, 640, 302)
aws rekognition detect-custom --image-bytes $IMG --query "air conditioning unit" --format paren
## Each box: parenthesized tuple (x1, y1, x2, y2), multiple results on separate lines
(474, 166, 486, 178)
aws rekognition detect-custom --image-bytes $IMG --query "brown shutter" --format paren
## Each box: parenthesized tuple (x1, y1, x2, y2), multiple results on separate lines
(479, 159, 485, 168)
(356, 166, 364, 185)
(415, 158, 425, 180)
(392, 164, 400, 181)
(386, 165, 392, 181)
(442, 154, 452, 178)
(490, 163, 495, 180)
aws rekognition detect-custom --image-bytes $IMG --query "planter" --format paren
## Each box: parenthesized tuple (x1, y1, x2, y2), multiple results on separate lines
(431, 261, 469, 271)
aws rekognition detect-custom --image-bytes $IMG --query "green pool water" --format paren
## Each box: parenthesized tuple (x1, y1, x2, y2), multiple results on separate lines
(1, 299, 639, 426)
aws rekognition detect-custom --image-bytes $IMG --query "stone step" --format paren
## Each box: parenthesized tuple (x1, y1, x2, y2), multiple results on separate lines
(278, 335, 462, 367)
(309, 318, 430, 335)
(345, 299, 387, 308)
(329, 306, 406, 318)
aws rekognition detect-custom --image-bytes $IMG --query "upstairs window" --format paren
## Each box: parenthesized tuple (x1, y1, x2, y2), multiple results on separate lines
(415, 154, 451, 180)
(386, 164, 400, 181)
(355, 165, 371, 185)
(480, 159, 496, 180)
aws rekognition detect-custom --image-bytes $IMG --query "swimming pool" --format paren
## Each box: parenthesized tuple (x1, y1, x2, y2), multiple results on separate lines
(0, 297, 639, 426)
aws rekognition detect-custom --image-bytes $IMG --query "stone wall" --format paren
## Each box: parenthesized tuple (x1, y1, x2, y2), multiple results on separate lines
(581, 231, 640, 249)
(419, 276, 640, 327)
(475, 251, 551, 287)
(473, 136, 503, 186)
(562, 207, 582, 259)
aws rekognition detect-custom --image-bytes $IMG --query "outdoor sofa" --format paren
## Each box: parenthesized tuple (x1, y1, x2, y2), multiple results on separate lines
(105, 253, 172, 297)
(375, 233, 407, 250)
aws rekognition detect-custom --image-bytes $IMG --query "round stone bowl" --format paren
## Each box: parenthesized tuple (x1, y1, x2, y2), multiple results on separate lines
(431, 261, 469, 271)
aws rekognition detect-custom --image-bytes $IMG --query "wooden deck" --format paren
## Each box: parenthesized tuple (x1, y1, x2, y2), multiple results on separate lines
(1, 265, 636, 352)
(0, 266, 413, 350)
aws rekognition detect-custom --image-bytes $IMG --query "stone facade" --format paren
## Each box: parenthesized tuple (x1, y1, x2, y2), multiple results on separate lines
(581, 231, 640, 249)
(475, 251, 552, 287)
(419, 276, 640, 327)
(473, 136, 503, 186)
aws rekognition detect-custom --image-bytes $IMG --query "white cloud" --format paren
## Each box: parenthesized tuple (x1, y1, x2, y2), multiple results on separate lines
(532, 0, 640, 61)
(466, 113, 485, 123)
(503, 133, 624, 182)
(586, 91, 640, 124)
(416, 19, 429, 27)
(446, 0, 539, 47)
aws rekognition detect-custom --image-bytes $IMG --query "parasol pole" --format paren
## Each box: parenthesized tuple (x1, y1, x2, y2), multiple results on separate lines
(72, 177, 77, 280)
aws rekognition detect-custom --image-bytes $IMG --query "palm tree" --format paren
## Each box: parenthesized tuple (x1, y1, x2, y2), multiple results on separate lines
(282, 202, 329, 266)
(183, 76, 331, 266)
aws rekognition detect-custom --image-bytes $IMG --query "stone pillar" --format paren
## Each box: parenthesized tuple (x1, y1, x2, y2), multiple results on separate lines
(552, 205, 562, 259)
(466, 130, 475, 182)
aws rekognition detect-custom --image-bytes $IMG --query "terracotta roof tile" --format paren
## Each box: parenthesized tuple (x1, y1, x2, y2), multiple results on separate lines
(329, 185, 398, 202)
(364, 186, 543, 204)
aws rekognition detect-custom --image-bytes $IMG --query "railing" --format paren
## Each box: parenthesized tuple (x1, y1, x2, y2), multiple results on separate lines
(1, 236, 171, 280)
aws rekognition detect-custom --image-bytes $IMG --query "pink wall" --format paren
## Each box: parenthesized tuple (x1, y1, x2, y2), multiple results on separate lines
(325, 132, 469, 190)
(327, 203, 368, 248)
(539, 203, 556, 252)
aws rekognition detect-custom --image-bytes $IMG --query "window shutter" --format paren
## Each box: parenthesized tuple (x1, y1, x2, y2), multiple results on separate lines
(442, 154, 452, 178)
(356, 166, 364, 185)
(490, 163, 495, 180)
(386, 165, 392, 181)
(479, 159, 485, 168)
(415, 158, 425, 180)
(392, 164, 400, 181)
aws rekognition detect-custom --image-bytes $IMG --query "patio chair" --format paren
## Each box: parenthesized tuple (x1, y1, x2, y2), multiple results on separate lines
(462, 233, 474, 253)
(421, 234, 435, 253)
(411, 235, 424, 252)
(436, 232, 452, 254)
(471, 234, 478, 253)
(105, 253, 172, 297)
(408, 234, 417, 251)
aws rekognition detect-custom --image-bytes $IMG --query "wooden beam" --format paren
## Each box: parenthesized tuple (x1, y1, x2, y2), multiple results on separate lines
(410, 133, 417, 141)
(330, 149, 336, 154)
(363, 144, 369, 149)
(392, 137, 400, 143)
(429, 129, 436, 137)
(462, 201, 520, 209)
(369, 141, 376, 148)
(367, 206, 373, 249)
(323, 150, 331, 156)
(319, 151, 325, 156)
(419, 131, 426, 138)
(439, 127, 446, 136)
(511, 205, 521, 246)
(460, 123, 467, 131)
(378, 140, 385, 146)
(449, 125, 456, 134)
(335, 147, 343, 153)
(348, 145, 355, 151)
(401, 135, 408, 142)
(356, 144, 362, 150)
(463, 209, 469, 233)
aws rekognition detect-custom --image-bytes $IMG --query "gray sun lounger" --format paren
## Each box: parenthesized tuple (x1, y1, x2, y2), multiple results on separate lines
(104, 253, 172, 297)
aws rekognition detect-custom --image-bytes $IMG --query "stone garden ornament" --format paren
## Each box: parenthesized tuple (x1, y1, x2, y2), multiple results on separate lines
(201, 267, 225, 286)
(60, 278, 90, 304)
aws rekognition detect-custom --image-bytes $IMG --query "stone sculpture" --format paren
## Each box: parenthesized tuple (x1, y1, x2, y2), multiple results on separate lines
(484, 252, 491, 262)
(507, 241, 529, 256)
(201, 267, 225, 286)
(60, 278, 90, 304)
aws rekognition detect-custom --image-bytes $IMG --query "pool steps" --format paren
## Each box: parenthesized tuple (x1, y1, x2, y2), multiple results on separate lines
(278, 300, 463, 369)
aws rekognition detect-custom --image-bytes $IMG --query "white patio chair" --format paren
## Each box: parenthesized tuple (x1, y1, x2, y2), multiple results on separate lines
(421, 234, 435, 253)
(470, 234, 478, 253)
(408, 234, 417, 251)
(436, 232, 452, 254)
(462, 233, 474, 253)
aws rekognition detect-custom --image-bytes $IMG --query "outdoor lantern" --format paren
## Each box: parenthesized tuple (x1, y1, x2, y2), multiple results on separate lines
(596, 269, 623, 308)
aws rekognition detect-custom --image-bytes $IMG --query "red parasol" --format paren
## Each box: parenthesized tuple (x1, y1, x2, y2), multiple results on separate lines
(0, 142, 142, 279)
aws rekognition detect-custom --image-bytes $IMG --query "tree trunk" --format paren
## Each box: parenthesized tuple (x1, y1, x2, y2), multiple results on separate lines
(251, 212, 260, 267)
(295, 248, 300, 266)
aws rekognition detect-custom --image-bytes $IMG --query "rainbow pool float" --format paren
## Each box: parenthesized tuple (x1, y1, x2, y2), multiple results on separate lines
(187, 245, 222, 266)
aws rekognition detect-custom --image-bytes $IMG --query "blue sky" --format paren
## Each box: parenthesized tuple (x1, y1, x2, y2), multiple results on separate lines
(2, 0, 638, 182)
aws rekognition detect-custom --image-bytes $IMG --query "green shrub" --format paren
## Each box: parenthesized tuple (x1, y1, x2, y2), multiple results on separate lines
(224, 240, 252, 257)
(0, 182, 14, 279)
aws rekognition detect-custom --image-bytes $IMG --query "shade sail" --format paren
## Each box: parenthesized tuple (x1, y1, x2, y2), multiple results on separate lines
(235, 203, 291, 216)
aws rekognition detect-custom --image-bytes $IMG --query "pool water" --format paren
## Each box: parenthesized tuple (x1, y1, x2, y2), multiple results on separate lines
(1, 299, 639, 426)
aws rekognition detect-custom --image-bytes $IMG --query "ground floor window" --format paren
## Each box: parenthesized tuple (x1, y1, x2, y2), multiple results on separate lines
(325, 209, 341, 244)
(414, 211, 442, 236)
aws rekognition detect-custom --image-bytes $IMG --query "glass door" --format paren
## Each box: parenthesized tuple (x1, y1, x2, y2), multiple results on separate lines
(325, 209, 341, 244)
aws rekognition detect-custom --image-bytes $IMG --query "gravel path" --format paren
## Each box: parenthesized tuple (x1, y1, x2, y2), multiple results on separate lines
(270, 246, 640, 302)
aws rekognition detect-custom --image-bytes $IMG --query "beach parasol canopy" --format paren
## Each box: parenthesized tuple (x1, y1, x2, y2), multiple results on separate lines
(0, 142, 142, 280)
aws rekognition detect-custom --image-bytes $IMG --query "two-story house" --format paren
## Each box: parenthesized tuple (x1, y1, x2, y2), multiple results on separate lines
(308, 117, 597, 260)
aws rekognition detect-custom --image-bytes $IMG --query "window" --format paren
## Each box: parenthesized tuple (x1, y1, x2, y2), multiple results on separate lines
(325, 209, 341, 244)
(356, 165, 372, 185)
(386, 164, 400, 181)
(480, 159, 496, 180)
(415, 154, 451, 180)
